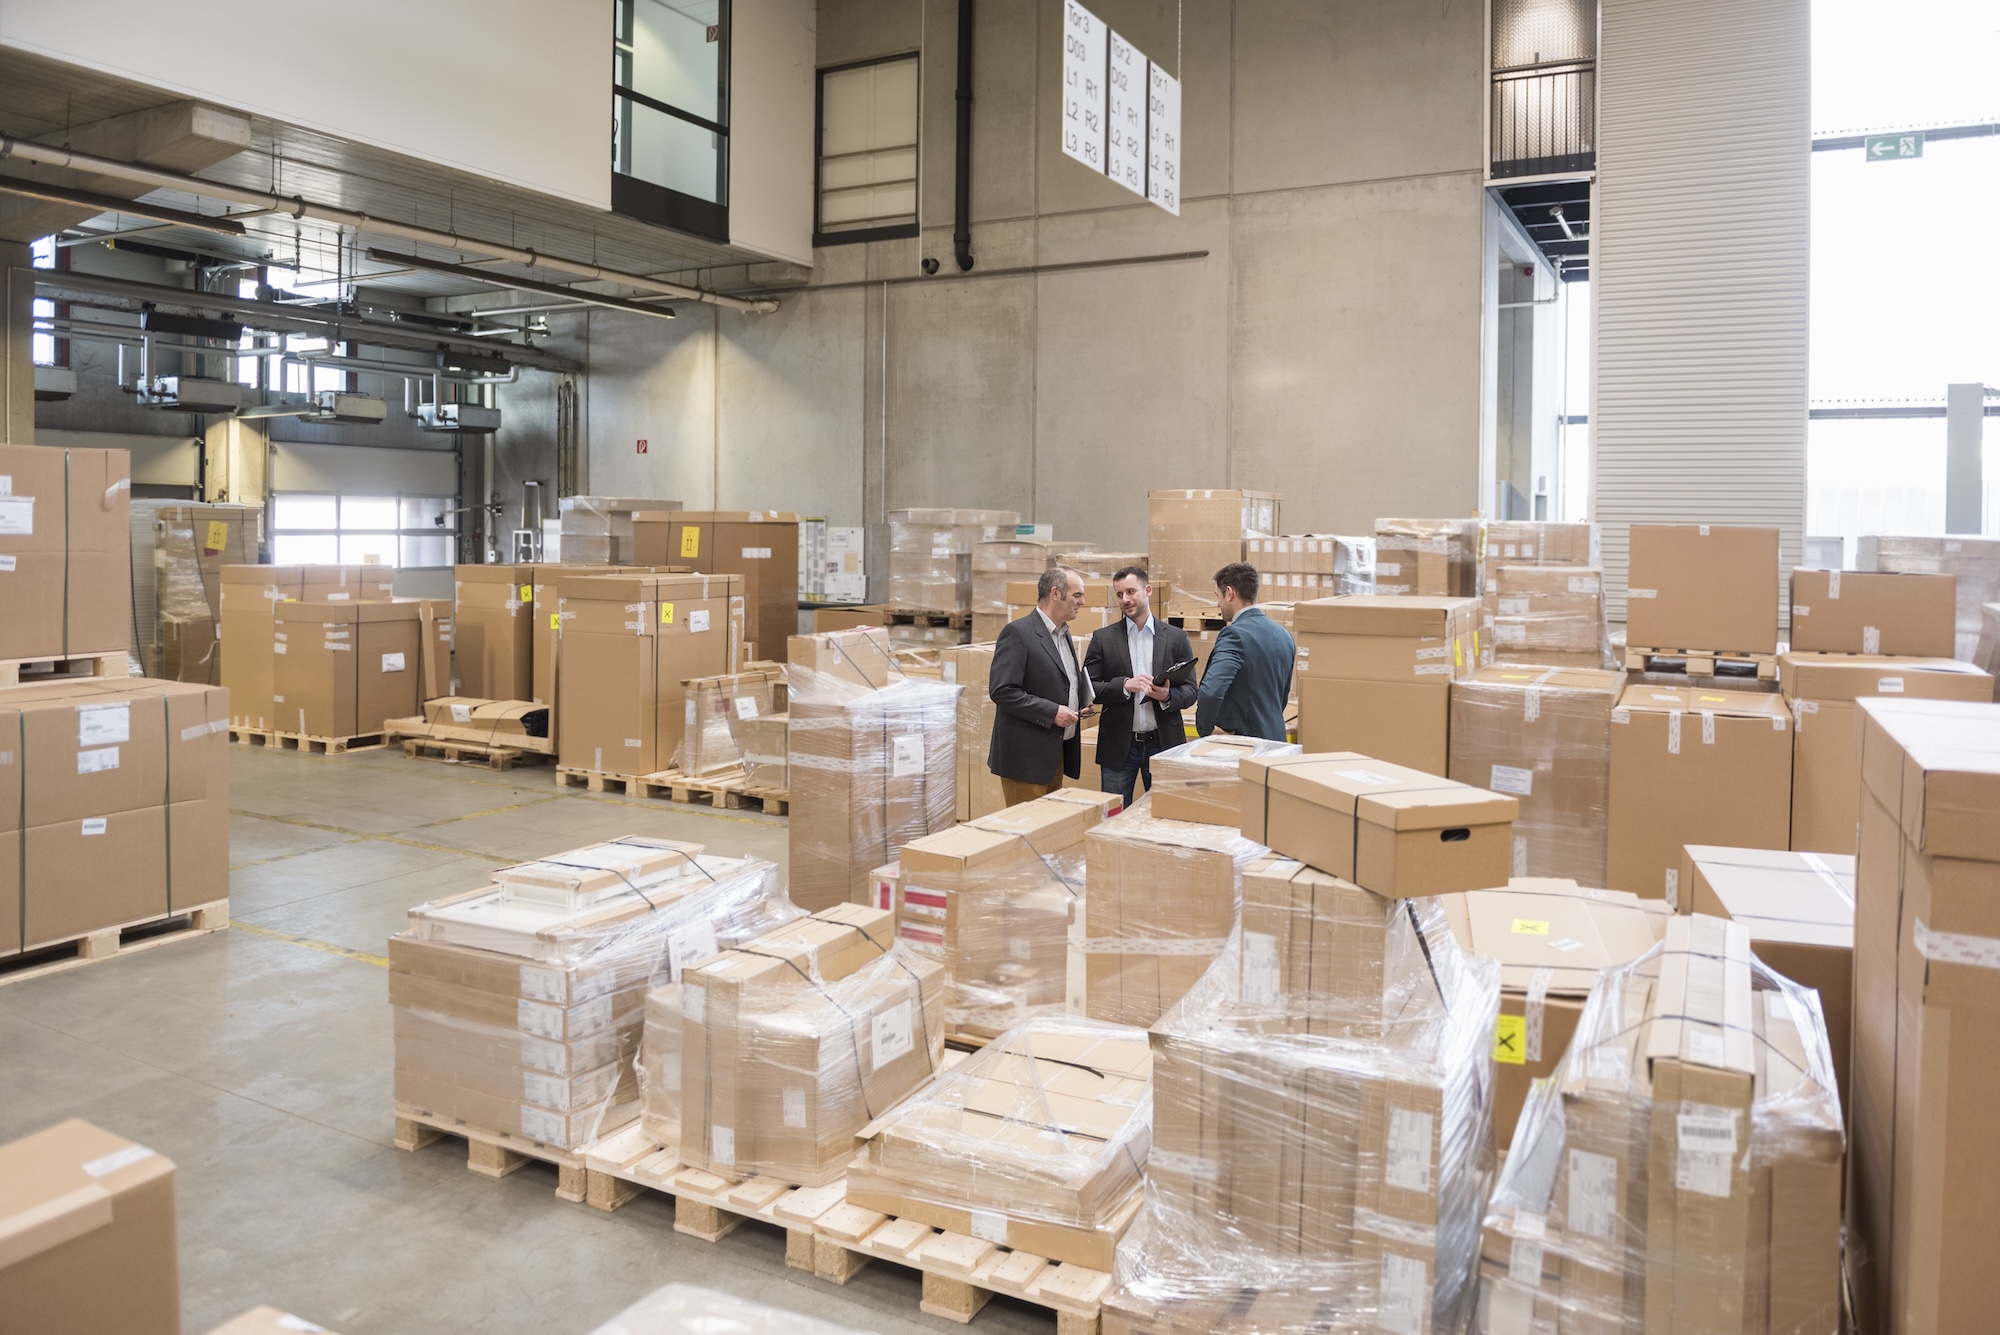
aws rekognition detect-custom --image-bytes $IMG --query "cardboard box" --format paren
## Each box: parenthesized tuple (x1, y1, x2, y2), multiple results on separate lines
(1848, 698, 2000, 1335)
(1781, 652, 1992, 854)
(1975, 602, 2000, 696)
(453, 563, 538, 700)
(1373, 517, 1482, 597)
(1680, 844, 1854, 1110)
(1605, 685, 1793, 901)
(416, 598, 453, 701)
(1438, 880, 1667, 1147)
(1448, 666, 1625, 886)
(1625, 524, 1780, 654)
(1789, 568, 1956, 657)
(150, 503, 259, 681)
(1238, 854, 1419, 1029)
(272, 601, 421, 739)
(0, 444, 132, 660)
(1297, 674, 1449, 776)
(1481, 564, 1610, 669)
(1150, 735, 1300, 826)
(1241, 754, 1516, 898)
(1292, 597, 1478, 776)
(1482, 520, 1600, 569)
(0, 1119, 178, 1335)
(1147, 490, 1280, 610)
(887, 508, 1020, 612)
(635, 511, 800, 661)
(1857, 534, 2000, 661)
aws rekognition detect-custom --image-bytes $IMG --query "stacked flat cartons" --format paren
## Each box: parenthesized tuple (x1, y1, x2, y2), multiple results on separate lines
(886, 508, 1018, 612)
(1856, 534, 2000, 661)
(631, 511, 800, 661)
(1293, 596, 1479, 776)
(558, 495, 679, 564)
(1374, 518, 1483, 598)
(678, 666, 784, 777)
(1147, 490, 1280, 613)
(147, 502, 259, 682)
(1245, 534, 1375, 599)
(0, 444, 131, 663)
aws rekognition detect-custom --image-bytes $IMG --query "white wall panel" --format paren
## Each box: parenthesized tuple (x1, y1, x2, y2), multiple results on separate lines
(730, 0, 817, 263)
(1593, 0, 1810, 622)
(272, 442, 455, 495)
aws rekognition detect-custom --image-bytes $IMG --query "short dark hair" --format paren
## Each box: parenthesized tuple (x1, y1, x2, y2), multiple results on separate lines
(1214, 562, 1259, 604)
(1036, 565, 1081, 601)
(1111, 565, 1149, 587)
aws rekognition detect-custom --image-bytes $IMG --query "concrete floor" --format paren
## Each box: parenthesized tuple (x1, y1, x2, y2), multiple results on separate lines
(0, 745, 1054, 1335)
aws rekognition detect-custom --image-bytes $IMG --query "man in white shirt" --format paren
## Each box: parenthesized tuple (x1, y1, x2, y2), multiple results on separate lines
(1084, 566, 1198, 805)
(987, 565, 1093, 805)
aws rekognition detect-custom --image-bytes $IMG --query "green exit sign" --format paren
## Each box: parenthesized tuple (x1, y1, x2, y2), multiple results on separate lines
(1866, 132, 1924, 161)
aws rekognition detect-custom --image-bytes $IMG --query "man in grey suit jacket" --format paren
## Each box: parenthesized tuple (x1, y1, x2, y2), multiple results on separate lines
(1084, 566, 1197, 805)
(1196, 561, 1294, 742)
(986, 565, 1093, 805)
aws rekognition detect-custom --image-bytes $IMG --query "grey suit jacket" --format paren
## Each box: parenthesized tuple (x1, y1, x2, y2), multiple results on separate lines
(986, 611, 1087, 784)
(1195, 606, 1294, 742)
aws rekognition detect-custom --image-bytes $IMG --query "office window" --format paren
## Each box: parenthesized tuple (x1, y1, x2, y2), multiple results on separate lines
(29, 237, 65, 367)
(613, 0, 729, 241)
(271, 493, 455, 569)
(816, 55, 919, 245)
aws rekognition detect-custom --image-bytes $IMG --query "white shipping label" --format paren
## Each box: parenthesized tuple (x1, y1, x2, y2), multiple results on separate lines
(1512, 835, 1528, 877)
(711, 1126, 736, 1167)
(520, 1107, 566, 1147)
(970, 1210, 1010, 1245)
(1376, 561, 1402, 577)
(1794, 605, 1811, 617)
(1627, 587, 1657, 599)
(522, 1072, 571, 1111)
(689, 609, 711, 633)
(381, 653, 406, 672)
(941, 662, 958, 684)
(734, 695, 760, 720)
(0, 476, 8, 495)
(1567, 1149, 1620, 1240)
(1862, 626, 1882, 654)
(1498, 597, 1530, 616)
(77, 747, 120, 775)
(518, 966, 566, 1003)
(1701, 711, 1716, 746)
(516, 1000, 564, 1041)
(871, 998, 915, 1070)
(0, 496, 34, 535)
(1242, 931, 1281, 1006)
(324, 591, 350, 601)
(1568, 575, 1599, 593)
(1377, 1252, 1428, 1335)
(741, 547, 772, 560)
(783, 1087, 807, 1129)
(1666, 712, 1682, 755)
(683, 985, 706, 1025)
(1664, 868, 1679, 910)
(78, 702, 131, 746)
(668, 919, 720, 979)
(1508, 1235, 1545, 1287)
(0, 556, 14, 572)
(82, 1144, 156, 1177)
(451, 703, 473, 722)
(1828, 570, 1842, 599)
(1688, 1028, 1726, 1068)
(1384, 1108, 1434, 1193)
(1489, 764, 1534, 796)
(80, 816, 108, 835)
(1495, 623, 1526, 643)
(1877, 676, 1905, 694)
(1676, 1105, 1739, 1198)
(1523, 688, 1541, 723)
(1587, 1048, 1631, 1083)
(891, 733, 924, 777)
(272, 642, 287, 654)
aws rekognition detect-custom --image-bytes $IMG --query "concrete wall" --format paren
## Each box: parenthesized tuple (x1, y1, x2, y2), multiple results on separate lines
(545, 0, 1492, 570)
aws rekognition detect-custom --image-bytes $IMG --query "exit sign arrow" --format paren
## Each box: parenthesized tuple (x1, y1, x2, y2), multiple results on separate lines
(1865, 132, 1924, 160)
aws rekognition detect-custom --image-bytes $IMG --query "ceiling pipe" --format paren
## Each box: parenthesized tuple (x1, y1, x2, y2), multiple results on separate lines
(0, 132, 779, 314)
(0, 177, 261, 235)
(365, 248, 679, 323)
(952, 0, 976, 272)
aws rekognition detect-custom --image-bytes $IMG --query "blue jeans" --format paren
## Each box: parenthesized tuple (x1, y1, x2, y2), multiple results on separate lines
(1100, 729, 1169, 808)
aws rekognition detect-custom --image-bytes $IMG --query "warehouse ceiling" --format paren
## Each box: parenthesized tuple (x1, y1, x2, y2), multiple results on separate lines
(1498, 179, 1592, 282)
(0, 44, 794, 310)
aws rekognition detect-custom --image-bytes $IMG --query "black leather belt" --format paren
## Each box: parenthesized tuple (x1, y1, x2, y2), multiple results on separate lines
(1132, 730, 1159, 741)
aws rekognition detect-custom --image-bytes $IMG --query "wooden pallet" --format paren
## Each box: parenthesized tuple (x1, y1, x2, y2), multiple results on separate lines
(882, 608, 973, 628)
(392, 1103, 597, 1203)
(1165, 612, 1226, 633)
(554, 766, 789, 815)
(0, 649, 128, 688)
(580, 1123, 1106, 1331)
(0, 900, 229, 987)
(1623, 646, 1779, 680)
(397, 736, 553, 772)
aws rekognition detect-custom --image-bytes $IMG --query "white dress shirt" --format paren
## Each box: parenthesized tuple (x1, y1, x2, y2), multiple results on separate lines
(1125, 613, 1157, 734)
(1035, 607, 1080, 739)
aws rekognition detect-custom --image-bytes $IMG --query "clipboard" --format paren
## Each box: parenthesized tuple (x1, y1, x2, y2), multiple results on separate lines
(1158, 657, 1198, 686)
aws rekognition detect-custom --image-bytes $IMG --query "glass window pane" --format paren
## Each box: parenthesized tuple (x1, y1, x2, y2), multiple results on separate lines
(401, 535, 453, 568)
(1806, 418, 1950, 562)
(339, 535, 399, 567)
(617, 94, 723, 202)
(629, 0, 719, 121)
(820, 57, 918, 234)
(272, 494, 337, 529)
(340, 496, 398, 531)
(274, 534, 338, 565)
(401, 496, 452, 529)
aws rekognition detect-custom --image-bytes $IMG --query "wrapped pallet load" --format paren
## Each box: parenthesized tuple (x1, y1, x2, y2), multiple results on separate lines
(1105, 895, 1502, 1335)
(1473, 914, 1843, 1335)
(1148, 735, 1302, 825)
(393, 837, 794, 1151)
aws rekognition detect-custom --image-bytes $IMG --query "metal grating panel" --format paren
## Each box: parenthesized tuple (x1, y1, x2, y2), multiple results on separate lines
(1593, 0, 1810, 624)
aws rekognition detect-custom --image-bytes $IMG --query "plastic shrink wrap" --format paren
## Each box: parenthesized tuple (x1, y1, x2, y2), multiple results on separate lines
(587, 1283, 873, 1334)
(786, 628, 959, 910)
(1148, 735, 1301, 826)
(1481, 566, 1613, 671)
(1105, 893, 1501, 1335)
(678, 667, 784, 775)
(1856, 533, 2000, 660)
(392, 837, 795, 1150)
(895, 788, 1121, 1036)
(848, 1015, 1152, 1269)
(888, 507, 1019, 612)
(1081, 795, 1269, 1027)
(672, 904, 946, 1186)
(1447, 668, 1625, 887)
(1374, 518, 1484, 598)
(1472, 913, 1843, 1335)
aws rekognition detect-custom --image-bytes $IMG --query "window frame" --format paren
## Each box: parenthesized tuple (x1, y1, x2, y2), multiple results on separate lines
(269, 491, 457, 571)
(611, 0, 731, 243)
(813, 51, 922, 248)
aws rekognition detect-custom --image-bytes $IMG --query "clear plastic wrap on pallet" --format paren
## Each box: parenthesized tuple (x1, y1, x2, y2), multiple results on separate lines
(887, 507, 1021, 612)
(1446, 667, 1625, 887)
(896, 788, 1120, 1037)
(588, 1283, 875, 1335)
(1374, 518, 1484, 598)
(1471, 914, 1844, 1335)
(1149, 735, 1301, 826)
(973, 537, 1059, 616)
(848, 1015, 1152, 1268)
(1081, 795, 1269, 1028)
(1480, 521, 1601, 570)
(1481, 565, 1614, 670)
(1856, 533, 2000, 660)
(1105, 897, 1501, 1335)
(391, 838, 797, 1149)
(677, 667, 784, 776)
(785, 628, 960, 911)
(674, 904, 947, 1186)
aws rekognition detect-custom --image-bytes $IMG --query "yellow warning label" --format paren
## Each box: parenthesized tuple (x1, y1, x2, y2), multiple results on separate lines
(1493, 1014, 1527, 1065)
(660, 602, 675, 625)
(549, 613, 561, 630)
(204, 520, 229, 553)
(1454, 637, 1463, 667)
(1698, 694, 1728, 703)
(680, 526, 701, 558)
(520, 584, 533, 602)
(1511, 918, 1550, 936)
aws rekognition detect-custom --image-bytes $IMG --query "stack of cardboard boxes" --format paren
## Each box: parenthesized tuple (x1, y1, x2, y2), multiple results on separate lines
(1624, 524, 1780, 658)
(146, 502, 260, 682)
(1147, 489, 1280, 613)
(1373, 518, 1482, 598)
(785, 628, 958, 911)
(219, 564, 395, 732)
(1293, 595, 1479, 775)
(557, 495, 678, 564)
(941, 642, 1006, 820)
(678, 666, 785, 778)
(631, 511, 799, 661)
(272, 600, 427, 740)
(1244, 534, 1376, 599)
(972, 536, 1064, 644)
(1149, 736, 1301, 826)
(1856, 534, 2000, 661)
(0, 444, 131, 666)
(1476, 520, 1607, 669)
(1000, 576, 1175, 642)
(886, 507, 1019, 613)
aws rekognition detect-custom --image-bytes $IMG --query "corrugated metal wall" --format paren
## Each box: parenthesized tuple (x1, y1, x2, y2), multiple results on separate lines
(1593, 0, 1810, 625)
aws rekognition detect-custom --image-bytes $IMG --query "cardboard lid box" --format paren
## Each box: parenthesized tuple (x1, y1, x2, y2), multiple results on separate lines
(1241, 753, 1517, 897)
(0, 1119, 179, 1335)
(1625, 524, 1780, 655)
(1788, 568, 1956, 658)
(1294, 595, 1480, 683)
